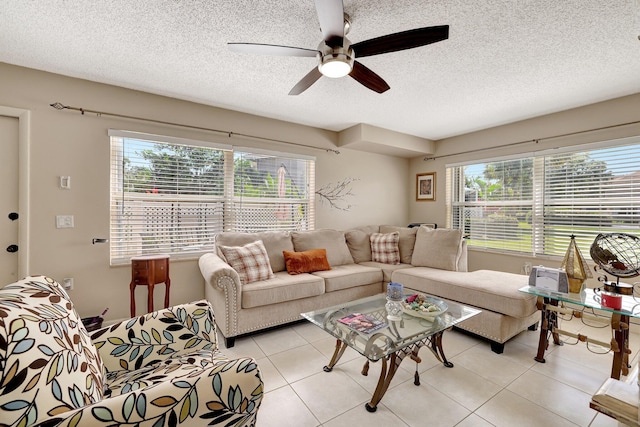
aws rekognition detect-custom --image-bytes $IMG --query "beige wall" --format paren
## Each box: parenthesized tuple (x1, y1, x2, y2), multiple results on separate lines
(3, 59, 638, 320)
(0, 62, 409, 322)
(409, 93, 640, 287)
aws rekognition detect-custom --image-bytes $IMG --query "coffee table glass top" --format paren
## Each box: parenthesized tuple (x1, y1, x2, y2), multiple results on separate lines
(301, 293, 480, 361)
(519, 286, 640, 318)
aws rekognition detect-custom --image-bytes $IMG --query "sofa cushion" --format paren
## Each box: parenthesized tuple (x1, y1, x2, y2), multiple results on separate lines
(391, 268, 537, 318)
(411, 227, 463, 271)
(359, 261, 414, 283)
(241, 271, 325, 308)
(0, 276, 105, 426)
(380, 225, 418, 264)
(283, 249, 332, 274)
(312, 264, 383, 292)
(370, 232, 401, 264)
(291, 229, 354, 266)
(345, 225, 379, 263)
(216, 231, 293, 273)
(219, 240, 275, 284)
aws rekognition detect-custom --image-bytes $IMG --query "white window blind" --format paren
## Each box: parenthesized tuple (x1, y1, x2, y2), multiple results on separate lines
(447, 137, 640, 257)
(542, 142, 640, 256)
(109, 132, 315, 264)
(230, 148, 315, 232)
(450, 156, 534, 253)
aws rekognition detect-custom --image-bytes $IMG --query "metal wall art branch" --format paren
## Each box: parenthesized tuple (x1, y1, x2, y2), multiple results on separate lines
(315, 177, 359, 211)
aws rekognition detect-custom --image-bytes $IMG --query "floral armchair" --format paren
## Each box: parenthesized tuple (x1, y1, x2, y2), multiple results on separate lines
(0, 276, 263, 426)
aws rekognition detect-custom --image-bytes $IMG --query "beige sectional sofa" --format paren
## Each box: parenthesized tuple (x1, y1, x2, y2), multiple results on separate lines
(199, 225, 539, 352)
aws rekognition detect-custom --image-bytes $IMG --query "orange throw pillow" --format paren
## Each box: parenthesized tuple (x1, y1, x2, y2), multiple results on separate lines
(283, 249, 332, 275)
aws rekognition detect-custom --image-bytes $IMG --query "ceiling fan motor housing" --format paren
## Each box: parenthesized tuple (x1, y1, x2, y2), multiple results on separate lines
(318, 40, 354, 78)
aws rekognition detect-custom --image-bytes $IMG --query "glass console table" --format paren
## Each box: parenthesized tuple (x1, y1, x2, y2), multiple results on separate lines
(301, 292, 479, 412)
(519, 285, 640, 380)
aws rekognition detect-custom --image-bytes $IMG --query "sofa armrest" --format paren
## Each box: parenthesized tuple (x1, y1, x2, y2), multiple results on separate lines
(91, 301, 217, 373)
(199, 253, 242, 302)
(457, 239, 468, 272)
(49, 356, 263, 426)
(199, 252, 243, 339)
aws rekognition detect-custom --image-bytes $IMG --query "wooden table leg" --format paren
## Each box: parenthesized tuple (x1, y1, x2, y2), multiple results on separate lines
(147, 283, 155, 314)
(611, 313, 631, 380)
(535, 297, 562, 363)
(129, 281, 136, 317)
(164, 277, 171, 308)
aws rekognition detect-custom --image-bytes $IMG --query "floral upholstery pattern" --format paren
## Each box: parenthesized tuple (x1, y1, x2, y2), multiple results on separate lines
(0, 276, 263, 426)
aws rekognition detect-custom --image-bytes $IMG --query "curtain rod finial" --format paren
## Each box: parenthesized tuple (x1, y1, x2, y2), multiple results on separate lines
(50, 102, 66, 110)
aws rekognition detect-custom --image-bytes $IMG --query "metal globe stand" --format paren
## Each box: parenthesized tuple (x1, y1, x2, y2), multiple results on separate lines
(590, 233, 640, 294)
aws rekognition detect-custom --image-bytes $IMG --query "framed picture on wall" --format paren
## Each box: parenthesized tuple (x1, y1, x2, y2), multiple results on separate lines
(416, 172, 436, 201)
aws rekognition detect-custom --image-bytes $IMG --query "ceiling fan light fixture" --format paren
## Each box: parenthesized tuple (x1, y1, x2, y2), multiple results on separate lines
(319, 57, 352, 78)
(318, 43, 354, 78)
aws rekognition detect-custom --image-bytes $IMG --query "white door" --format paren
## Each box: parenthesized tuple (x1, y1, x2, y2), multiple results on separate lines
(0, 115, 19, 285)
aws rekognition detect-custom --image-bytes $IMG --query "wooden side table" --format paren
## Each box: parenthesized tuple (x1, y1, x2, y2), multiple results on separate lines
(130, 254, 171, 317)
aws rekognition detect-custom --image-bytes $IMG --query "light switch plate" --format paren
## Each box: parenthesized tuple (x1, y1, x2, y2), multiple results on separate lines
(56, 215, 74, 228)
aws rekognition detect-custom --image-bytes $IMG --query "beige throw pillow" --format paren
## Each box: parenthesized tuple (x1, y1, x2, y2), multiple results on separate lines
(291, 229, 354, 266)
(219, 240, 275, 284)
(345, 225, 379, 263)
(411, 227, 463, 271)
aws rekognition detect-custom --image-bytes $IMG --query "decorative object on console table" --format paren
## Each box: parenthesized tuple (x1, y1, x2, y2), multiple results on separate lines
(590, 233, 640, 295)
(561, 234, 593, 293)
(130, 254, 171, 317)
(528, 266, 569, 293)
(416, 172, 436, 201)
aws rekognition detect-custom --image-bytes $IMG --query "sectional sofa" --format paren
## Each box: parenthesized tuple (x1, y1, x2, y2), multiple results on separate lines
(199, 225, 539, 353)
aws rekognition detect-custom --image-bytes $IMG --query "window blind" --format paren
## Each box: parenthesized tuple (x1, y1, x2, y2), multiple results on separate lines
(447, 136, 640, 257)
(542, 142, 640, 256)
(450, 157, 534, 253)
(230, 149, 315, 232)
(109, 132, 316, 264)
(110, 134, 229, 264)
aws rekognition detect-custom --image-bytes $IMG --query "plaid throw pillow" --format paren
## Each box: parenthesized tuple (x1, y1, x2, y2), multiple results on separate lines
(219, 240, 275, 284)
(370, 232, 400, 265)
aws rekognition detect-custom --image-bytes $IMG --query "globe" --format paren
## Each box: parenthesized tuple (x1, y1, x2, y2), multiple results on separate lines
(590, 233, 640, 281)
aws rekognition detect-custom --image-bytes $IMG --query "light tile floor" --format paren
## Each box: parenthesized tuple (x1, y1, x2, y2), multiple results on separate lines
(219, 311, 640, 426)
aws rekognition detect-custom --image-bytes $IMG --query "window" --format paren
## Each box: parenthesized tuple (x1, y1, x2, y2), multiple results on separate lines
(232, 148, 315, 232)
(447, 136, 640, 257)
(109, 131, 315, 264)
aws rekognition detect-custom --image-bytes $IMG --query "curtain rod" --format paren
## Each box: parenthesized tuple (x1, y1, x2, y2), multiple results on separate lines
(49, 102, 341, 154)
(423, 119, 640, 161)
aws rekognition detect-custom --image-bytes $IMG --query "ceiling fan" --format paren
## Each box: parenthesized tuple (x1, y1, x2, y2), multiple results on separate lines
(228, 0, 449, 95)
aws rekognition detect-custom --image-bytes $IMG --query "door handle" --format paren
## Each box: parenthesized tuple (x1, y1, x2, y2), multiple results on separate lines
(6, 245, 18, 253)
(8, 212, 18, 221)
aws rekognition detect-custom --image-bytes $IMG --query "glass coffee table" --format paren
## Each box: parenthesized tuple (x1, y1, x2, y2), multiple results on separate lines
(301, 292, 480, 412)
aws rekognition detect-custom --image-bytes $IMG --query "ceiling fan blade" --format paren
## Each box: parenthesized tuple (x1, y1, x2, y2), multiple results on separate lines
(351, 25, 449, 58)
(349, 61, 390, 93)
(315, 0, 344, 46)
(228, 43, 319, 57)
(289, 67, 323, 95)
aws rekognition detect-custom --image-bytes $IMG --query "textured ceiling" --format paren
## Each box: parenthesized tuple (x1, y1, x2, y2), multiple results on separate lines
(1, 1, 639, 140)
